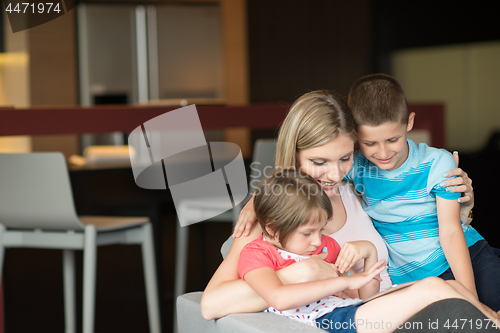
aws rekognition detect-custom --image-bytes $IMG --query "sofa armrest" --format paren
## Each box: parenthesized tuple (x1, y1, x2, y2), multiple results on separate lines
(177, 292, 327, 333)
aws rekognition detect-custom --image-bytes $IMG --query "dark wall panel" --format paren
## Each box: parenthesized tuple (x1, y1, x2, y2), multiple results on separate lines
(372, 0, 500, 72)
(248, 0, 373, 103)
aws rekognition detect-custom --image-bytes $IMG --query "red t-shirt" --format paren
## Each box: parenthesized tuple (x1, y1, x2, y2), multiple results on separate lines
(238, 234, 341, 280)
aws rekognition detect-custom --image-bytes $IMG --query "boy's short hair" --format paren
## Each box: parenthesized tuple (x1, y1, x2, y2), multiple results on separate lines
(253, 168, 332, 247)
(347, 73, 410, 126)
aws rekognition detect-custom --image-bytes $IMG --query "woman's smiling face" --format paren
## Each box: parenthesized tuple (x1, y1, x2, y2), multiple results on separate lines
(296, 132, 355, 198)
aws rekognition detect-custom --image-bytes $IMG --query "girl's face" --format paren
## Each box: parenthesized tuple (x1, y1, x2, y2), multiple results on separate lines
(268, 210, 328, 256)
(296, 132, 355, 198)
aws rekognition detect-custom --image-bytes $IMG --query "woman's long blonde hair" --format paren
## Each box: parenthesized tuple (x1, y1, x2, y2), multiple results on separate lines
(275, 90, 356, 168)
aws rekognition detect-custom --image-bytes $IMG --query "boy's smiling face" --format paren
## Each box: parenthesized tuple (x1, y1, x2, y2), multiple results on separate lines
(357, 113, 415, 171)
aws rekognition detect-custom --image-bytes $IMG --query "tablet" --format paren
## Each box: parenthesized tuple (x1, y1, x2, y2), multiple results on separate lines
(352, 281, 418, 305)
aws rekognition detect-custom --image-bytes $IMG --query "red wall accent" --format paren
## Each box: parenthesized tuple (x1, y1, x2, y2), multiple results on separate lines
(410, 104, 445, 148)
(0, 103, 444, 147)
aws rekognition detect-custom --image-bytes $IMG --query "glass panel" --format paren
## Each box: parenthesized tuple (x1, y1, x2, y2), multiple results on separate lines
(80, 4, 137, 105)
(156, 4, 224, 100)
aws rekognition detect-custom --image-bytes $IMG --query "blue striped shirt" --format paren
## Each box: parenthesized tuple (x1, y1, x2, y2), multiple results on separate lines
(345, 139, 483, 283)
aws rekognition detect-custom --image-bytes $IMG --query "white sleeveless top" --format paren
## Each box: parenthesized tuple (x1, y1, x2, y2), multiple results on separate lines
(328, 184, 393, 290)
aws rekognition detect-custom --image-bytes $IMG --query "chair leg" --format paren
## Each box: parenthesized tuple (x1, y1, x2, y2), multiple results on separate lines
(141, 223, 161, 333)
(63, 250, 76, 333)
(173, 219, 189, 333)
(232, 206, 241, 226)
(83, 225, 97, 333)
(0, 225, 5, 333)
(174, 220, 189, 300)
(0, 225, 5, 279)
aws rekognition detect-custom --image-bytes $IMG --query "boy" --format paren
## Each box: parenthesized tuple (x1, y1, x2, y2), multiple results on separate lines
(345, 73, 500, 311)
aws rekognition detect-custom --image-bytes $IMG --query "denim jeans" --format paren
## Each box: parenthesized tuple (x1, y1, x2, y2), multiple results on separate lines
(439, 240, 500, 311)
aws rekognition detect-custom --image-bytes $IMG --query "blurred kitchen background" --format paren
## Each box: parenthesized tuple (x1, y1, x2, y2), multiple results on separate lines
(1, 1, 500, 332)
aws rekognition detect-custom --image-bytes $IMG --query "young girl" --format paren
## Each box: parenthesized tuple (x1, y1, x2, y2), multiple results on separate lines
(238, 168, 498, 333)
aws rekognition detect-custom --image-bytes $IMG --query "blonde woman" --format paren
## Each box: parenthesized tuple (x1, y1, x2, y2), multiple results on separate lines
(201, 91, 480, 330)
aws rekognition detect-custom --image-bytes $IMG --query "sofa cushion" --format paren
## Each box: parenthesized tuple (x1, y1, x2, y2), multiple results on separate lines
(177, 292, 326, 333)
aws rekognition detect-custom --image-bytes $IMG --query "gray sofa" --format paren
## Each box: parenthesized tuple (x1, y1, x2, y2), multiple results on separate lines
(176, 236, 327, 332)
(176, 292, 326, 333)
